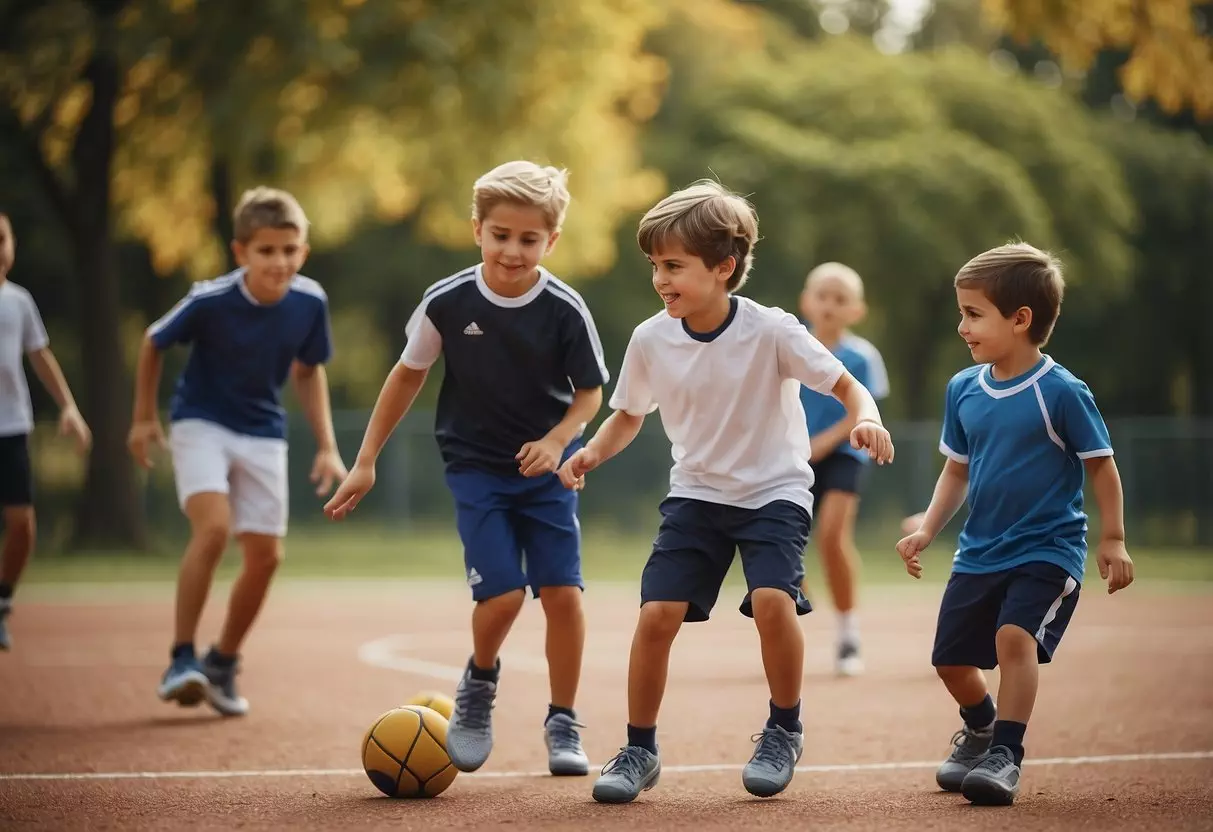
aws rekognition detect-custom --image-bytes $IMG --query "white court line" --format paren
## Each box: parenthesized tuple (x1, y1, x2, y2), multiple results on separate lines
(357, 634, 549, 680)
(2, 751, 1210, 782)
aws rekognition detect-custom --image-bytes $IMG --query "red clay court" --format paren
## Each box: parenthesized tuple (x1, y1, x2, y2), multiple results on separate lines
(1, 579, 1211, 831)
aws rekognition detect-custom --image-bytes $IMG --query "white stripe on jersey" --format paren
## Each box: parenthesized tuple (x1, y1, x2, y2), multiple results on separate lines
(543, 274, 610, 384)
(148, 271, 241, 337)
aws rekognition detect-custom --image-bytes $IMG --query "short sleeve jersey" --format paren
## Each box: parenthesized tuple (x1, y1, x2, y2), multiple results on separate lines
(610, 295, 845, 514)
(799, 330, 889, 463)
(0, 281, 51, 436)
(149, 269, 332, 439)
(939, 355, 1113, 583)
(400, 264, 609, 475)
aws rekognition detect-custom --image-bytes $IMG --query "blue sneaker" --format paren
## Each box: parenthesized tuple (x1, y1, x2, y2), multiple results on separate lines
(544, 713, 590, 776)
(202, 648, 249, 717)
(742, 725, 804, 797)
(592, 746, 661, 803)
(961, 745, 1021, 806)
(158, 651, 207, 706)
(446, 660, 498, 771)
(0, 599, 11, 651)
(936, 723, 993, 792)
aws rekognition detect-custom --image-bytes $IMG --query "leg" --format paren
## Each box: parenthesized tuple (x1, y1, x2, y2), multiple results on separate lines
(963, 563, 1080, 807)
(814, 486, 865, 675)
(539, 586, 584, 710)
(216, 534, 282, 656)
(931, 570, 1004, 791)
(0, 433, 36, 650)
(442, 469, 527, 773)
(736, 500, 812, 798)
(174, 493, 232, 648)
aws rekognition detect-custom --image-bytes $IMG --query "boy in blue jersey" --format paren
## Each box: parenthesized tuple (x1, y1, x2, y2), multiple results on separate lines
(325, 161, 608, 777)
(897, 242, 1134, 806)
(128, 187, 346, 717)
(797, 262, 889, 676)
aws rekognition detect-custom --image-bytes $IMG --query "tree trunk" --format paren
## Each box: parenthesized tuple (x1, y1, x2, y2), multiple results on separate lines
(210, 155, 236, 269)
(69, 44, 147, 550)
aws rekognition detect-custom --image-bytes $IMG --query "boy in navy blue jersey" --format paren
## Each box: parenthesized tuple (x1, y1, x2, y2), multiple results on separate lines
(897, 242, 1134, 806)
(797, 262, 889, 676)
(129, 187, 346, 717)
(325, 161, 608, 777)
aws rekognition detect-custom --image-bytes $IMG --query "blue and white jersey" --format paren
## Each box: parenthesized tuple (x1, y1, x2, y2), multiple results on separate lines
(939, 355, 1113, 583)
(799, 330, 889, 463)
(149, 269, 332, 440)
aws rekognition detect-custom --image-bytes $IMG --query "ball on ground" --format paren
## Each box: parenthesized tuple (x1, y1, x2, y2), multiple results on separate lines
(362, 705, 457, 798)
(405, 690, 454, 720)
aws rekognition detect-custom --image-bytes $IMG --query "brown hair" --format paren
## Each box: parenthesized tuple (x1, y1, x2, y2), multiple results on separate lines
(637, 180, 758, 291)
(955, 242, 1065, 345)
(232, 187, 309, 243)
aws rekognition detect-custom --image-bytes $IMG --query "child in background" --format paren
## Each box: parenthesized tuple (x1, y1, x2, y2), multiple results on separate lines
(129, 187, 346, 716)
(324, 161, 607, 777)
(897, 242, 1134, 806)
(559, 181, 894, 804)
(0, 212, 92, 651)
(797, 262, 889, 676)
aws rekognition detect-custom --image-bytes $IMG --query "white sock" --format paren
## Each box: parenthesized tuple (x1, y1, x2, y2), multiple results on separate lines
(837, 611, 859, 646)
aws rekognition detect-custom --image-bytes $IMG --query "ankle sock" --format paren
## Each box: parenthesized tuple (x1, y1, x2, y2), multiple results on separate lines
(992, 720, 1026, 765)
(960, 693, 996, 731)
(767, 699, 803, 734)
(626, 724, 658, 754)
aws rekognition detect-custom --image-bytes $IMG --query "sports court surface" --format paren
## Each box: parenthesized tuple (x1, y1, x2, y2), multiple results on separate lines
(1, 578, 1211, 830)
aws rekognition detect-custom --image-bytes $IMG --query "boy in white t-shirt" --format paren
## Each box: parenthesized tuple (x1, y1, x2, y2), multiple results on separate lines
(557, 181, 894, 803)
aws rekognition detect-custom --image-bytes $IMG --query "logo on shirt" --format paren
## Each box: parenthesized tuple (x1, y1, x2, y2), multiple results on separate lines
(463, 322, 484, 336)
(467, 567, 482, 587)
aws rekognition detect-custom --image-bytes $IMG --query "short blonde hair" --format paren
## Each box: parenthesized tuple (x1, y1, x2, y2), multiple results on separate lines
(233, 187, 309, 243)
(805, 261, 864, 300)
(955, 242, 1065, 345)
(472, 161, 571, 233)
(637, 179, 759, 291)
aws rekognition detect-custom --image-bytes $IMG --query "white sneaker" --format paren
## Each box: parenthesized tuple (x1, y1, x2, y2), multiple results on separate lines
(835, 641, 864, 677)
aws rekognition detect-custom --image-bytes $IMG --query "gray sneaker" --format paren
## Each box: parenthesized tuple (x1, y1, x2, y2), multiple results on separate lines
(592, 746, 661, 804)
(545, 713, 590, 776)
(742, 725, 804, 797)
(446, 662, 498, 772)
(201, 649, 249, 717)
(0, 599, 11, 651)
(936, 724, 993, 792)
(961, 745, 1021, 806)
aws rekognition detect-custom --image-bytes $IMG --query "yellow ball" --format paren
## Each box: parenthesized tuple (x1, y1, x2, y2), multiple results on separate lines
(405, 690, 455, 720)
(362, 705, 457, 798)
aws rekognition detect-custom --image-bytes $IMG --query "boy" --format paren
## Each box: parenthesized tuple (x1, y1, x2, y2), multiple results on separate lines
(797, 262, 889, 676)
(324, 161, 607, 777)
(557, 180, 894, 804)
(0, 212, 92, 650)
(896, 242, 1134, 806)
(128, 187, 346, 717)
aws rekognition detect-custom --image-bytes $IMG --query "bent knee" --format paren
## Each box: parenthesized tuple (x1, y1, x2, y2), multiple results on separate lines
(995, 624, 1038, 662)
(240, 535, 283, 572)
(637, 601, 685, 640)
(3, 506, 36, 538)
(936, 664, 976, 683)
(749, 587, 794, 620)
(539, 585, 583, 617)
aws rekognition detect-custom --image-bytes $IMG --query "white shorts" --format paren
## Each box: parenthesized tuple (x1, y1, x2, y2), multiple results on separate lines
(169, 419, 289, 537)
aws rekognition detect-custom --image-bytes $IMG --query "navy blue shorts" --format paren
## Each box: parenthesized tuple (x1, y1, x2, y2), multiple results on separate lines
(0, 434, 32, 507)
(640, 497, 813, 623)
(932, 561, 1081, 670)
(810, 451, 866, 500)
(444, 465, 582, 602)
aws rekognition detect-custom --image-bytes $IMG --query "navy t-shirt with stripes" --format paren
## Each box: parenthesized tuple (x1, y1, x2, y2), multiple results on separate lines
(148, 269, 332, 440)
(400, 264, 609, 475)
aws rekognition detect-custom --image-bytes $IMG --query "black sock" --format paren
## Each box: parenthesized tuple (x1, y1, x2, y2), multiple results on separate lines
(468, 657, 500, 683)
(627, 724, 658, 754)
(0, 582, 12, 600)
(767, 699, 803, 734)
(205, 647, 237, 668)
(960, 694, 996, 731)
(170, 642, 195, 661)
(546, 704, 576, 725)
(991, 720, 1026, 765)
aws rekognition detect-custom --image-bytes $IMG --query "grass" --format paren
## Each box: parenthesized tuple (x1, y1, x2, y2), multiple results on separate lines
(21, 522, 1213, 588)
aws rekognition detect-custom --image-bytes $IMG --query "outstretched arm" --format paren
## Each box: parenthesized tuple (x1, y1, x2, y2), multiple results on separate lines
(28, 347, 91, 453)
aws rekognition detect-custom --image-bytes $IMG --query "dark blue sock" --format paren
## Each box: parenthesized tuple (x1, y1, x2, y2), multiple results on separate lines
(205, 647, 237, 668)
(627, 724, 658, 754)
(170, 642, 195, 661)
(992, 720, 1026, 765)
(767, 699, 803, 734)
(0, 582, 12, 600)
(960, 694, 996, 730)
(468, 657, 500, 683)
(546, 704, 576, 725)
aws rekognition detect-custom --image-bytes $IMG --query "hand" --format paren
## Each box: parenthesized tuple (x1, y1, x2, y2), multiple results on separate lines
(127, 419, 166, 469)
(895, 528, 933, 580)
(557, 447, 601, 491)
(59, 406, 92, 455)
(311, 447, 348, 497)
(324, 461, 374, 521)
(1097, 538, 1134, 594)
(851, 419, 894, 465)
(516, 436, 564, 477)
